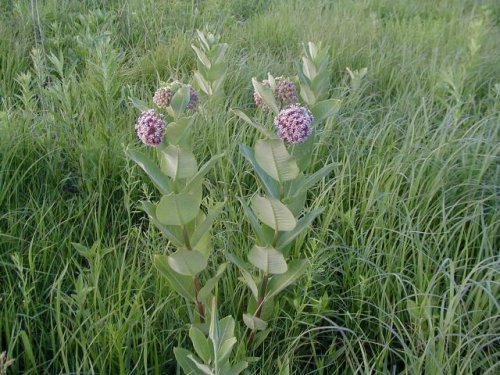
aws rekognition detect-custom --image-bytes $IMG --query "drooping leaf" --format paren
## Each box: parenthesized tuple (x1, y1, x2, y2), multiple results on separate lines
(239, 144, 280, 198)
(252, 78, 279, 114)
(251, 196, 296, 231)
(266, 259, 308, 300)
(141, 201, 184, 246)
(194, 70, 212, 95)
(174, 348, 206, 375)
(192, 44, 211, 68)
(160, 144, 198, 180)
(243, 314, 268, 331)
(237, 197, 267, 244)
(154, 255, 196, 301)
(189, 326, 213, 364)
(248, 245, 288, 274)
(171, 85, 191, 117)
(276, 208, 324, 250)
(240, 269, 259, 300)
(254, 139, 299, 183)
(168, 249, 207, 276)
(125, 148, 172, 194)
(311, 99, 341, 124)
(156, 192, 200, 226)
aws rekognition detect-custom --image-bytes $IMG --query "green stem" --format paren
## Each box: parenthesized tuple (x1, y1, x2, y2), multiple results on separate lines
(248, 273, 269, 345)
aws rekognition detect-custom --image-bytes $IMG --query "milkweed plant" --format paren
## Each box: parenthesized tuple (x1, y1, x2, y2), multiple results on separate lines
(126, 37, 358, 374)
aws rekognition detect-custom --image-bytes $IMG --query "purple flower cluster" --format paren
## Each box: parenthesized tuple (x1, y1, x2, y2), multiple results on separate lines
(135, 109, 166, 146)
(153, 87, 173, 108)
(187, 86, 199, 110)
(274, 104, 314, 144)
(253, 77, 297, 111)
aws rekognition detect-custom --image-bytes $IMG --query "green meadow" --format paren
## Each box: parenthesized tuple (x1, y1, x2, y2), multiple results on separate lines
(0, 0, 499, 373)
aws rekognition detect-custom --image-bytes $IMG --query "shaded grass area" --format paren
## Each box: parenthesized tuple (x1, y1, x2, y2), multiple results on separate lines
(0, 0, 499, 373)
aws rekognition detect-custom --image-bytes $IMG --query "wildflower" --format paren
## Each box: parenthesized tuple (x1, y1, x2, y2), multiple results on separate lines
(274, 104, 314, 144)
(275, 77, 297, 105)
(253, 79, 272, 111)
(187, 86, 199, 110)
(135, 109, 166, 146)
(153, 87, 173, 108)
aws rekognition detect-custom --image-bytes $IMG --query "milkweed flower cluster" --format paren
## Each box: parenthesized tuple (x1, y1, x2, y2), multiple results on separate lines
(253, 77, 297, 111)
(274, 77, 297, 105)
(187, 86, 200, 110)
(274, 104, 313, 144)
(135, 109, 166, 146)
(153, 87, 173, 108)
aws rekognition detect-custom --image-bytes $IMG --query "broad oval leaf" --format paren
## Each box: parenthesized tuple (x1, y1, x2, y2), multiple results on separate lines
(174, 348, 206, 375)
(252, 78, 279, 114)
(255, 139, 299, 183)
(125, 148, 172, 194)
(248, 245, 288, 274)
(171, 85, 191, 117)
(189, 326, 213, 364)
(168, 249, 207, 276)
(243, 314, 268, 331)
(156, 192, 200, 226)
(251, 196, 296, 231)
(160, 145, 198, 180)
(311, 99, 341, 124)
(154, 255, 196, 301)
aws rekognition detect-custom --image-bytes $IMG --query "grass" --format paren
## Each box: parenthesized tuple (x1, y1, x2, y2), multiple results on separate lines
(0, 0, 499, 373)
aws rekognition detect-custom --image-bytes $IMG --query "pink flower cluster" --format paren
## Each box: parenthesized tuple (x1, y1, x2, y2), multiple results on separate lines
(135, 109, 166, 146)
(274, 104, 314, 144)
(153, 87, 173, 108)
(253, 77, 298, 111)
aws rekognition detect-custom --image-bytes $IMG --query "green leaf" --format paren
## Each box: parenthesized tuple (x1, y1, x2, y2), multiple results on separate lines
(190, 201, 226, 247)
(129, 96, 149, 111)
(237, 197, 267, 244)
(198, 263, 227, 303)
(189, 326, 213, 364)
(226, 252, 259, 300)
(206, 62, 227, 82)
(217, 337, 237, 363)
(248, 245, 288, 274)
(276, 208, 324, 250)
(251, 196, 296, 231)
(289, 136, 315, 172)
(141, 201, 184, 246)
(252, 78, 279, 114)
(125, 148, 172, 194)
(188, 355, 214, 375)
(311, 99, 341, 124)
(164, 116, 195, 146)
(194, 71, 212, 95)
(232, 109, 277, 139)
(302, 56, 317, 80)
(226, 362, 249, 375)
(171, 85, 191, 117)
(160, 145, 198, 180)
(156, 192, 200, 226)
(174, 348, 206, 375)
(266, 259, 308, 300)
(239, 144, 280, 198)
(218, 315, 236, 346)
(184, 153, 224, 193)
(192, 44, 211, 68)
(168, 249, 207, 276)
(243, 314, 268, 331)
(154, 255, 196, 301)
(290, 162, 338, 198)
(254, 139, 299, 183)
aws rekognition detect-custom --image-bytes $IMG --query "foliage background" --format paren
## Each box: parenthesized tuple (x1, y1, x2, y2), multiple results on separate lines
(0, 0, 499, 373)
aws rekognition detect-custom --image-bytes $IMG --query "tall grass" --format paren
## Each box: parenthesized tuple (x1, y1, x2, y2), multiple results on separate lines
(1, 0, 498, 373)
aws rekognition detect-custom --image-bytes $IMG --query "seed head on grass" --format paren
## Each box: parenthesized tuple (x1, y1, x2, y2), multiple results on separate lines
(135, 109, 166, 146)
(274, 104, 313, 144)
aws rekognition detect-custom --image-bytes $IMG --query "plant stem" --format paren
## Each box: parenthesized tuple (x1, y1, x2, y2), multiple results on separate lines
(194, 276, 205, 322)
(248, 273, 269, 345)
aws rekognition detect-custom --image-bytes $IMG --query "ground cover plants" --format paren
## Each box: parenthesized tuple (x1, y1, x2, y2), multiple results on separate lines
(0, 0, 499, 374)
